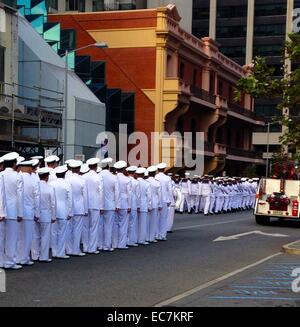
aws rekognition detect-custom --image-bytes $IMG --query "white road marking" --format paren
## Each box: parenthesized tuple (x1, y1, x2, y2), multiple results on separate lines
(174, 218, 250, 231)
(214, 231, 288, 242)
(154, 252, 282, 307)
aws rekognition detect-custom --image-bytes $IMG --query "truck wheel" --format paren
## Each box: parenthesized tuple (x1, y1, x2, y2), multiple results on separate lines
(255, 215, 270, 225)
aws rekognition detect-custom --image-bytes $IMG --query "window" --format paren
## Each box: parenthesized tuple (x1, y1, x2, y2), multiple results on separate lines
(217, 25, 247, 38)
(217, 5, 247, 18)
(46, 0, 58, 11)
(66, 0, 85, 11)
(179, 62, 185, 79)
(93, 0, 104, 11)
(220, 46, 246, 58)
(193, 7, 210, 20)
(255, 3, 287, 16)
(193, 69, 197, 86)
(253, 44, 282, 57)
(0, 46, 4, 83)
(254, 24, 285, 37)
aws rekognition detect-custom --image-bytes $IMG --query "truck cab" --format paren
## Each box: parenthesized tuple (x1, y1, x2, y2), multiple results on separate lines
(254, 178, 300, 225)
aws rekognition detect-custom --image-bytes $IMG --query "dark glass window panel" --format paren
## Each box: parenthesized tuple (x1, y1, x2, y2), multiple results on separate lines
(253, 44, 282, 57)
(0, 47, 4, 83)
(216, 25, 247, 38)
(255, 3, 287, 16)
(217, 5, 247, 18)
(254, 24, 286, 37)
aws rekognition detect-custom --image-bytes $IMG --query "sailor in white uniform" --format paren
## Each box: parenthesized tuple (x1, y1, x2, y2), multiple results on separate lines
(99, 158, 119, 252)
(45, 155, 60, 182)
(201, 177, 211, 216)
(32, 167, 56, 262)
(2, 152, 24, 269)
(79, 164, 90, 252)
(114, 161, 132, 250)
(0, 158, 6, 269)
(17, 160, 40, 266)
(67, 160, 88, 256)
(147, 165, 162, 242)
(136, 168, 152, 245)
(126, 166, 140, 247)
(180, 174, 192, 213)
(155, 163, 173, 241)
(49, 165, 73, 259)
(83, 158, 104, 254)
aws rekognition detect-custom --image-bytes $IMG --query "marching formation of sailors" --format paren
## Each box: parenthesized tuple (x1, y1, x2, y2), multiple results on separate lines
(0, 153, 176, 270)
(0, 151, 259, 270)
(173, 174, 258, 216)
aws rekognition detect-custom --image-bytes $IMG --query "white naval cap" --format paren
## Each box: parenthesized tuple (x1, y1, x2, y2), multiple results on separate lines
(114, 160, 127, 170)
(0, 157, 3, 164)
(126, 165, 138, 172)
(37, 167, 51, 175)
(2, 152, 19, 162)
(136, 167, 146, 175)
(157, 162, 167, 170)
(147, 165, 157, 173)
(185, 172, 190, 176)
(45, 155, 60, 164)
(69, 160, 82, 169)
(55, 165, 68, 174)
(31, 156, 43, 160)
(31, 159, 40, 167)
(101, 158, 113, 166)
(86, 158, 100, 166)
(144, 170, 149, 177)
(16, 156, 25, 165)
(97, 167, 102, 173)
(65, 159, 74, 165)
(19, 160, 35, 167)
(241, 178, 247, 182)
(80, 164, 90, 174)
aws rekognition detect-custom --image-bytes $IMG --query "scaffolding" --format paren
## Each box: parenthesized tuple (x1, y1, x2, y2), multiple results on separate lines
(0, 80, 63, 156)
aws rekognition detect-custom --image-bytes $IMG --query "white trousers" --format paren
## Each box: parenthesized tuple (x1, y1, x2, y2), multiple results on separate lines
(180, 194, 191, 212)
(71, 215, 84, 255)
(86, 210, 100, 253)
(103, 210, 115, 249)
(158, 203, 169, 240)
(202, 195, 210, 215)
(128, 209, 138, 245)
(82, 215, 89, 253)
(209, 195, 216, 214)
(54, 219, 68, 258)
(138, 211, 148, 244)
(0, 221, 5, 268)
(31, 222, 51, 261)
(50, 221, 58, 253)
(17, 220, 34, 264)
(65, 220, 73, 255)
(97, 213, 104, 251)
(167, 206, 175, 232)
(4, 219, 20, 268)
(190, 195, 199, 213)
(116, 210, 129, 249)
(148, 208, 159, 242)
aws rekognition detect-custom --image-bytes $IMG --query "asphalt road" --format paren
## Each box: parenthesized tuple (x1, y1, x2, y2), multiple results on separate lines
(1, 211, 300, 307)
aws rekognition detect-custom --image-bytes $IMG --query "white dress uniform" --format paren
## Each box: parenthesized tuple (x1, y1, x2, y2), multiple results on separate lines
(201, 180, 211, 215)
(137, 177, 152, 244)
(127, 176, 140, 246)
(99, 169, 119, 251)
(180, 179, 192, 213)
(167, 180, 176, 232)
(49, 177, 73, 258)
(68, 173, 88, 255)
(155, 171, 173, 240)
(32, 180, 56, 261)
(190, 180, 200, 213)
(209, 182, 217, 214)
(2, 168, 24, 268)
(17, 172, 40, 265)
(82, 169, 104, 253)
(115, 172, 132, 249)
(0, 174, 7, 268)
(147, 175, 162, 242)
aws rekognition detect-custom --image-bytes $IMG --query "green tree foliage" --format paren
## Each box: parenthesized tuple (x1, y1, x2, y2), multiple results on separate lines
(235, 33, 300, 151)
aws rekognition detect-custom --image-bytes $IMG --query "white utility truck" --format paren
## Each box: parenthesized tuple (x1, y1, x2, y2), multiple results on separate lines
(254, 178, 300, 225)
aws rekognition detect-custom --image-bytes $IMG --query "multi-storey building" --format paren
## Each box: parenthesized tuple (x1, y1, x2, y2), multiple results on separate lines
(49, 4, 265, 175)
(192, 0, 299, 167)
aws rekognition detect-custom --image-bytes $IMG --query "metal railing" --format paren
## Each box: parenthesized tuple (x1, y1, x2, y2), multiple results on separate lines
(228, 101, 264, 121)
(191, 86, 216, 105)
(227, 147, 263, 159)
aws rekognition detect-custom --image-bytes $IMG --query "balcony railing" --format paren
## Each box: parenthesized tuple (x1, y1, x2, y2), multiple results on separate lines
(228, 102, 263, 121)
(227, 147, 263, 159)
(1, 0, 17, 9)
(191, 86, 216, 105)
(204, 141, 214, 153)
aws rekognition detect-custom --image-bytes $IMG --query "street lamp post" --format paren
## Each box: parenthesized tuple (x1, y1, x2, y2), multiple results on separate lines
(62, 42, 107, 161)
